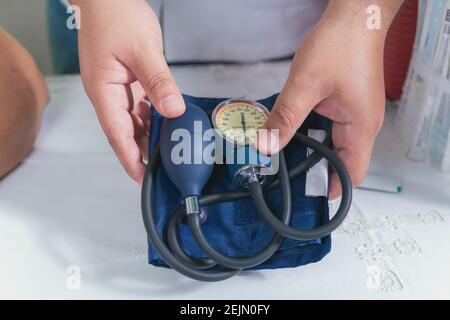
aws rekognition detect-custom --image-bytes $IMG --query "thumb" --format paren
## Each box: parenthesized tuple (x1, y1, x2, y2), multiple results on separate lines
(259, 79, 324, 154)
(129, 48, 185, 118)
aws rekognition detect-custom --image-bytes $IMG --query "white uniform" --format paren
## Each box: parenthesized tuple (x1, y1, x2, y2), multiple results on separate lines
(146, 0, 328, 62)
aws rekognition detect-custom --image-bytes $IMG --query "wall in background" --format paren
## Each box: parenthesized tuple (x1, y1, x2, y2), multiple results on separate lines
(0, 0, 54, 74)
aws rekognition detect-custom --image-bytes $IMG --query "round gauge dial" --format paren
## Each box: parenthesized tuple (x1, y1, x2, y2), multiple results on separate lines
(212, 99, 270, 145)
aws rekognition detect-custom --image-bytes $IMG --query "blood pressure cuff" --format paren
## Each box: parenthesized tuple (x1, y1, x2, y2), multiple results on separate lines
(147, 94, 332, 270)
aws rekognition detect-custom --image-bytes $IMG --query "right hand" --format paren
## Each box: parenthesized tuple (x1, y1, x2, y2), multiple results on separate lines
(74, 0, 185, 184)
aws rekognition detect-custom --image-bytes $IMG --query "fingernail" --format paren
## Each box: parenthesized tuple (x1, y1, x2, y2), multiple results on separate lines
(161, 95, 185, 116)
(328, 176, 342, 200)
(257, 129, 280, 155)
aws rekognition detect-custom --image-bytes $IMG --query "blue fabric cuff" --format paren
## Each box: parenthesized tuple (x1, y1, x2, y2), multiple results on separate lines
(147, 94, 332, 270)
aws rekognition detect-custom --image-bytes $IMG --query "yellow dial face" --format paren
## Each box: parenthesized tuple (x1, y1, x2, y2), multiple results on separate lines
(213, 100, 269, 145)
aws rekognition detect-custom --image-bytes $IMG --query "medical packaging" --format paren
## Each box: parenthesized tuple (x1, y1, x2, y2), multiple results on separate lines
(394, 0, 450, 173)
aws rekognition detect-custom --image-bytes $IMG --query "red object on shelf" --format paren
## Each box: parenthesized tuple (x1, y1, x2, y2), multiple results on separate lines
(384, 0, 419, 100)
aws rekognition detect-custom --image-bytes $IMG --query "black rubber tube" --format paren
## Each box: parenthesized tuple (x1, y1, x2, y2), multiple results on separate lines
(141, 130, 352, 281)
(249, 133, 352, 241)
(141, 145, 241, 282)
(185, 151, 291, 269)
(167, 206, 218, 270)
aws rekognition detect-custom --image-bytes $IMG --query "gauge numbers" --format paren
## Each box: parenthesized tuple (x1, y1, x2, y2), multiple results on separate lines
(213, 100, 269, 145)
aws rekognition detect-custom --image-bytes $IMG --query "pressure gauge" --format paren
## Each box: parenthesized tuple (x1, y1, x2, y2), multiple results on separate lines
(212, 99, 270, 146)
(212, 99, 275, 189)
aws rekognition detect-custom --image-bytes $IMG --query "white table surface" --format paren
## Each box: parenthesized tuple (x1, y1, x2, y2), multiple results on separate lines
(0, 62, 449, 299)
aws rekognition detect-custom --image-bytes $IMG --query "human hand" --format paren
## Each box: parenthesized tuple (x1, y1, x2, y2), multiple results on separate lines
(260, 1, 403, 199)
(73, 0, 185, 184)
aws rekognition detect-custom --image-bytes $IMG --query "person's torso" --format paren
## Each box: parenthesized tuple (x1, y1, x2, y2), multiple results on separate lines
(147, 0, 328, 63)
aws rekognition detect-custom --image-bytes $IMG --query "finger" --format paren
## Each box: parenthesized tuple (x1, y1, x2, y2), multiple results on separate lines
(91, 83, 147, 184)
(130, 80, 151, 141)
(328, 122, 375, 199)
(127, 46, 185, 118)
(136, 133, 149, 163)
(132, 100, 151, 138)
(130, 82, 151, 161)
(259, 77, 325, 154)
(130, 80, 147, 106)
(131, 100, 151, 162)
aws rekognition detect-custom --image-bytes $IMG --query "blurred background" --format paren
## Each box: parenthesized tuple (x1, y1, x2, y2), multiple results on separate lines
(0, 0, 53, 74)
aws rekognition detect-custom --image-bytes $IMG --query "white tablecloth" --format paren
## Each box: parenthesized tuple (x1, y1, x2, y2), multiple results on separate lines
(0, 62, 449, 299)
